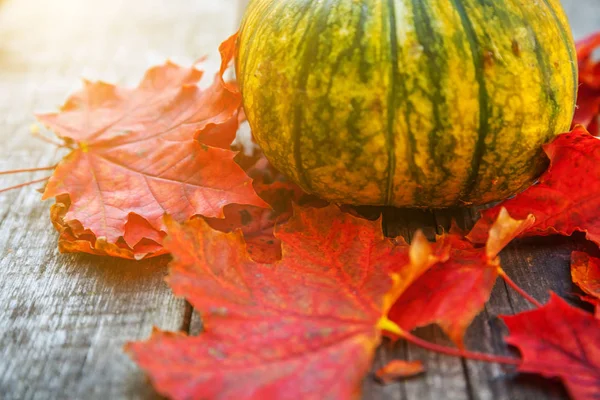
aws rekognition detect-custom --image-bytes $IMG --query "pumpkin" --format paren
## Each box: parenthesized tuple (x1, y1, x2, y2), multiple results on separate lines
(236, 0, 577, 207)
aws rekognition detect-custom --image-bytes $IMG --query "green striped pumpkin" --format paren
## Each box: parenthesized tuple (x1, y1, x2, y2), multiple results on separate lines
(236, 0, 577, 207)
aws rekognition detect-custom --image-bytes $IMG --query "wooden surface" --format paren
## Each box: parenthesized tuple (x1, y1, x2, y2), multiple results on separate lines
(0, 1, 597, 399)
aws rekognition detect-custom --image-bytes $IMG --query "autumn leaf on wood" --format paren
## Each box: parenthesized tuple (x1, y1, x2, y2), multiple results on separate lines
(387, 208, 534, 348)
(50, 194, 167, 259)
(376, 360, 425, 384)
(571, 251, 600, 319)
(204, 155, 319, 263)
(469, 127, 600, 246)
(38, 59, 267, 259)
(502, 293, 600, 400)
(573, 32, 600, 135)
(127, 205, 444, 400)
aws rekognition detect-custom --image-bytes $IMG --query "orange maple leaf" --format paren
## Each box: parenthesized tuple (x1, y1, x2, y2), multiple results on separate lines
(49, 194, 167, 259)
(38, 54, 267, 259)
(127, 205, 443, 399)
(375, 360, 425, 384)
(572, 251, 600, 299)
(571, 251, 600, 318)
(387, 208, 535, 348)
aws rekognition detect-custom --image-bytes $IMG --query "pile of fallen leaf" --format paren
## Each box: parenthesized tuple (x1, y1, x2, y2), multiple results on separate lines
(5, 32, 600, 399)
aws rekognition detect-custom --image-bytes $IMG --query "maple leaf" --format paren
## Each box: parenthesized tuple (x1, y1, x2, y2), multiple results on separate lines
(218, 32, 239, 93)
(126, 205, 444, 400)
(388, 208, 535, 348)
(375, 360, 425, 384)
(50, 194, 167, 260)
(204, 155, 317, 263)
(573, 32, 600, 135)
(38, 60, 267, 259)
(502, 293, 600, 400)
(571, 251, 600, 302)
(469, 127, 600, 246)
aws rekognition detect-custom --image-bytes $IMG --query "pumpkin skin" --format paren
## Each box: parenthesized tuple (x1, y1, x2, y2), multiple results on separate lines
(236, 0, 577, 207)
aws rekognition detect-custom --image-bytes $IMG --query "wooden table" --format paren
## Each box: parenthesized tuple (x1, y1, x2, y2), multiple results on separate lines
(0, 1, 597, 399)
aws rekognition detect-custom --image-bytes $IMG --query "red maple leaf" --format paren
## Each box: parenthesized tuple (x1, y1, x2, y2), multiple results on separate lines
(38, 54, 267, 259)
(388, 209, 535, 348)
(573, 32, 600, 135)
(127, 205, 444, 400)
(469, 127, 600, 246)
(502, 293, 600, 400)
(375, 360, 425, 384)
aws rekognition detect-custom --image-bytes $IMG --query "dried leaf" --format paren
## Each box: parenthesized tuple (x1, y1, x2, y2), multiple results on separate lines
(219, 32, 239, 93)
(376, 360, 425, 384)
(127, 205, 443, 400)
(39, 60, 266, 259)
(388, 208, 533, 348)
(469, 127, 600, 246)
(502, 293, 600, 400)
(485, 209, 536, 259)
(50, 194, 167, 260)
(571, 251, 600, 301)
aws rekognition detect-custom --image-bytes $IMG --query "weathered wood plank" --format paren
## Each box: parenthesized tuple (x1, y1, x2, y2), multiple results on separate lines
(0, 158, 178, 399)
(0, 0, 240, 398)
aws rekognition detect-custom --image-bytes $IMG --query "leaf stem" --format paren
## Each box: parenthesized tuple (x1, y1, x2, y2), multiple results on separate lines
(0, 176, 51, 194)
(402, 330, 520, 365)
(0, 165, 57, 175)
(31, 129, 71, 148)
(498, 268, 543, 308)
(378, 317, 520, 366)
